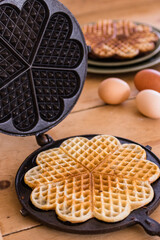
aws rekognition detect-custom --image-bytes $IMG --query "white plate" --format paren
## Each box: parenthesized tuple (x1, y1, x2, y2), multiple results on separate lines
(87, 51, 160, 74)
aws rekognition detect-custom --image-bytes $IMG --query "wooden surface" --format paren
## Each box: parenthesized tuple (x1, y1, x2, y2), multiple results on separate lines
(0, 230, 3, 240)
(1, 0, 160, 239)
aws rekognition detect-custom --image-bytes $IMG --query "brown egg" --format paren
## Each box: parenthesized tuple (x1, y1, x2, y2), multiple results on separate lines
(134, 69, 160, 92)
(98, 78, 130, 104)
(136, 90, 160, 119)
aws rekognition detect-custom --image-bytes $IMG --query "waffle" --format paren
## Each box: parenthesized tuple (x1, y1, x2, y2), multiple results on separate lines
(31, 173, 93, 223)
(24, 135, 160, 223)
(94, 144, 159, 183)
(60, 135, 121, 171)
(82, 20, 159, 59)
(24, 148, 88, 189)
(93, 173, 153, 222)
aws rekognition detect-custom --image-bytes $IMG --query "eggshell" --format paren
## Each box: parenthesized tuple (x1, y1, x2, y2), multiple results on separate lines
(134, 69, 160, 92)
(136, 89, 160, 119)
(98, 78, 130, 104)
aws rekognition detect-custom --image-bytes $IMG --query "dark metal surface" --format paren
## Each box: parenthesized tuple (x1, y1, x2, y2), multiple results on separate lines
(36, 133, 53, 146)
(15, 135, 160, 235)
(0, 0, 88, 136)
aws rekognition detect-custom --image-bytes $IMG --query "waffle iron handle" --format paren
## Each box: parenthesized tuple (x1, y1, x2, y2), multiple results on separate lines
(137, 215, 160, 236)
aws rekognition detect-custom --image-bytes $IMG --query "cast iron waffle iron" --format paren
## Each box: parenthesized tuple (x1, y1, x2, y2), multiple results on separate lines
(0, 0, 88, 135)
(15, 135, 160, 236)
(0, 0, 160, 237)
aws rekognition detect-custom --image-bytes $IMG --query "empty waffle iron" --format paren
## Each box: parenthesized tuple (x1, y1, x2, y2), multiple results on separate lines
(0, 0, 160, 236)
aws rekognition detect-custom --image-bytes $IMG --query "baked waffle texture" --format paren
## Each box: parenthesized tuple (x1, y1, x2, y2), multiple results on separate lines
(82, 20, 159, 59)
(24, 135, 160, 223)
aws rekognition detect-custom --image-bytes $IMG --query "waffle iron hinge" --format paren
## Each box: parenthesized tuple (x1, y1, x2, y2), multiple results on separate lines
(87, 45, 91, 54)
(36, 133, 54, 147)
(20, 208, 28, 217)
(145, 145, 152, 151)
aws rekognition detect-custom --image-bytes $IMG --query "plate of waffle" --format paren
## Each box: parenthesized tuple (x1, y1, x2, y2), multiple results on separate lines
(82, 20, 160, 73)
(16, 134, 160, 234)
(87, 50, 160, 74)
(88, 27, 160, 67)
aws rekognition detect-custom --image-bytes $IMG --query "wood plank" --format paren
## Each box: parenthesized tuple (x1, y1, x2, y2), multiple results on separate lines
(3, 215, 160, 240)
(59, 0, 160, 28)
(72, 72, 138, 112)
(72, 64, 160, 112)
(0, 229, 3, 240)
(0, 135, 41, 236)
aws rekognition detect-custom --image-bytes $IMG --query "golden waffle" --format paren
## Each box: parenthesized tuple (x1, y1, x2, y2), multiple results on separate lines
(24, 135, 160, 223)
(82, 20, 159, 59)
(60, 135, 121, 171)
(94, 144, 159, 183)
(93, 173, 153, 222)
(31, 173, 93, 223)
(24, 148, 88, 188)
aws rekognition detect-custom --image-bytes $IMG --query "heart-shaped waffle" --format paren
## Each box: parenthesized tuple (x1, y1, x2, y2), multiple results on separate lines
(0, 0, 86, 135)
(82, 20, 159, 59)
(24, 135, 160, 223)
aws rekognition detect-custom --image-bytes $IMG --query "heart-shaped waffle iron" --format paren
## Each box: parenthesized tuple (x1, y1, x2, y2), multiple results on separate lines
(16, 135, 160, 235)
(0, 0, 87, 135)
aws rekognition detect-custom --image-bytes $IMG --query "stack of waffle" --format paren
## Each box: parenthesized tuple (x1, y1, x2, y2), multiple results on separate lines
(81, 20, 160, 74)
(24, 135, 160, 223)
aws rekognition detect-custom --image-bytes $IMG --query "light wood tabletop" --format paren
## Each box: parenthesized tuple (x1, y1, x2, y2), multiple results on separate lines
(0, 0, 160, 239)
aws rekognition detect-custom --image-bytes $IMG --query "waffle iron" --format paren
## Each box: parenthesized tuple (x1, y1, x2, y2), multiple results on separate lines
(0, 0, 160, 236)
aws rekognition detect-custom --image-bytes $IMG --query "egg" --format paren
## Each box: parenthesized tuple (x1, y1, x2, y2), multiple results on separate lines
(136, 89, 160, 119)
(98, 78, 130, 104)
(134, 69, 160, 92)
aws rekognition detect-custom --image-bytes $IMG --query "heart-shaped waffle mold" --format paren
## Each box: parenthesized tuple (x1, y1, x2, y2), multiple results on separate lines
(0, 0, 87, 135)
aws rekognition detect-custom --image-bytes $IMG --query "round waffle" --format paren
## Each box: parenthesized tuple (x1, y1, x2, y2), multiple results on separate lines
(24, 135, 160, 223)
(82, 20, 159, 59)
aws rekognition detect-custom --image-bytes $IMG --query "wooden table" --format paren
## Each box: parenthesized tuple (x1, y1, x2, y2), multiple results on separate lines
(0, 0, 160, 239)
